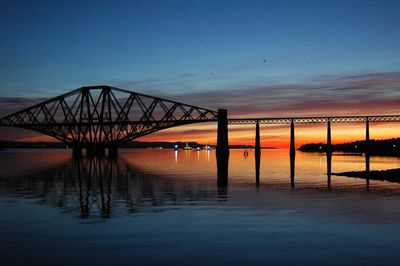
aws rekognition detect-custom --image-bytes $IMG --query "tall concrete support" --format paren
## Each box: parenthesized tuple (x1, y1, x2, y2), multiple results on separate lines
(217, 109, 229, 187)
(255, 120, 261, 185)
(216, 109, 229, 156)
(290, 119, 295, 157)
(289, 119, 295, 188)
(327, 120, 332, 154)
(365, 118, 370, 191)
(255, 120, 261, 156)
(365, 117, 370, 155)
(326, 119, 332, 189)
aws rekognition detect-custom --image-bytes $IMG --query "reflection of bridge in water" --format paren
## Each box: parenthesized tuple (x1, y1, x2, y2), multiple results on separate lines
(0, 85, 399, 187)
(0, 157, 224, 219)
(0, 153, 394, 220)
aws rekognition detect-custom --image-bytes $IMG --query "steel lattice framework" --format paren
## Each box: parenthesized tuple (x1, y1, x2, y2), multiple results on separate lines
(0, 86, 218, 148)
(229, 115, 400, 125)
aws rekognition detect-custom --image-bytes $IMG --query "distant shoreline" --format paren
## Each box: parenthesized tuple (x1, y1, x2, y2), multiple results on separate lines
(299, 138, 400, 156)
(0, 140, 277, 150)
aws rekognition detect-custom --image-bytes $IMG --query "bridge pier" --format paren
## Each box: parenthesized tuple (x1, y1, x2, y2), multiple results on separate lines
(290, 119, 295, 157)
(289, 119, 295, 189)
(326, 120, 332, 189)
(365, 117, 370, 155)
(365, 117, 370, 191)
(327, 120, 332, 154)
(255, 120, 261, 185)
(216, 109, 229, 187)
(108, 146, 118, 158)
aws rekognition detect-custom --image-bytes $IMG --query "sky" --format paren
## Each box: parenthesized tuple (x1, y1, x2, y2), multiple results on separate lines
(1, 0, 400, 147)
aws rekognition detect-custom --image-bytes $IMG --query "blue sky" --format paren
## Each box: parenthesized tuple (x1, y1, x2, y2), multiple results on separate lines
(1, 0, 400, 143)
(1, 0, 399, 98)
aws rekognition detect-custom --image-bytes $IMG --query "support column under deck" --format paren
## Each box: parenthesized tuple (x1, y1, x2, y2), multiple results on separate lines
(216, 109, 229, 187)
(327, 120, 332, 154)
(326, 120, 332, 189)
(365, 117, 370, 155)
(290, 119, 295, 157)
(255, 120, 261, 185)
(289, 119, 295, 189)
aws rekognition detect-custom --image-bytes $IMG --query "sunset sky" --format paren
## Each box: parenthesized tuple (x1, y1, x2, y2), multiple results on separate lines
(1, 0, 400, 148)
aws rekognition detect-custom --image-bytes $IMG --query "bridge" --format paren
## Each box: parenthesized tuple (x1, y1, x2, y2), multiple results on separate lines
(1, 85, 399, 159)
(1, 85, 399, 187)
(0, 86, 220, 156)
(229, 115, 400, 188)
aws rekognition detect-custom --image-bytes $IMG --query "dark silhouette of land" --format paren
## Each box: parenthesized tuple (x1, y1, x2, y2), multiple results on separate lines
(299, 138, 400, 156)
(333, 168, 400, 183)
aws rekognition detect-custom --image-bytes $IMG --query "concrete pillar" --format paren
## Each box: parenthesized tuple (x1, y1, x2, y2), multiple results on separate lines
(289, 119, 295, 189)
(255, 120, 261, 156)
(327, 120, 332, 154)
(365, 117, 370, 155)
(365, 118, 370, 191)
(255, 120, 261, 186)
(216, 109, 229, 187)
(216, 109, 229, 156)
(290, 119, 295, 157)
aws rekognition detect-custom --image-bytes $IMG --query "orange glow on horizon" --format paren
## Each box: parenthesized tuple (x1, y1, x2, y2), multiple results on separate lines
(8, 122, 398, 148)
(139, 122, 399, 148)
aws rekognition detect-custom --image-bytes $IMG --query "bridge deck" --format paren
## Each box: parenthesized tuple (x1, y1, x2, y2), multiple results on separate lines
(228, 115, 400, 125)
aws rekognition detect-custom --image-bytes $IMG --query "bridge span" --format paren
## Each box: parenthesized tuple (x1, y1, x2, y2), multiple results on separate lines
(1, 85, 399, 187)
(0, 85, 398, 161)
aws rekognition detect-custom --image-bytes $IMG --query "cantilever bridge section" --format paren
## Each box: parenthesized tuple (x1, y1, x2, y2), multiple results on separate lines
(0, 85, 219, 156)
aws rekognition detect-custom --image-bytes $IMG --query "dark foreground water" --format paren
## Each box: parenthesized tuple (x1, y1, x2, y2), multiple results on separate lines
(1, 149, 400, 265)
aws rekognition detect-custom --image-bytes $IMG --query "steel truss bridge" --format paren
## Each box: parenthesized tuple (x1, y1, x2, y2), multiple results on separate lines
(228, 115, 400, 124)
(0, 86, 218, 155)
(0, 85, 399, 157)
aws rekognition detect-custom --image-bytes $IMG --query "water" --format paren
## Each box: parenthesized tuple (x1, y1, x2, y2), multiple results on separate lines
(1, 149, 400, 265)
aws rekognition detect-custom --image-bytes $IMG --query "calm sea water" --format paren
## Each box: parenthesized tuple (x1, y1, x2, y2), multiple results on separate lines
(1, 149, 400, 265)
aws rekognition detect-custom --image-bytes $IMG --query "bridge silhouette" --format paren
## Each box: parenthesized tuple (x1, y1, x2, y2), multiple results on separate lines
(1, 85, 400, 187)
(1, 85, 399, 160)
(0, 86, 220, 156)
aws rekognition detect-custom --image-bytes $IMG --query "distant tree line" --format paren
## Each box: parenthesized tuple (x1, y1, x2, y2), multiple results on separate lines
(299, 138, 400, 155)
